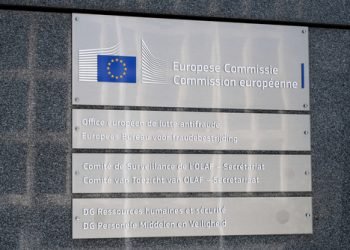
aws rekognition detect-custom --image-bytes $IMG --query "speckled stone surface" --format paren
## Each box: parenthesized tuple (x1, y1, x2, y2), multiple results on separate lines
(0, 77, 28, 132)
(0, 0, 349, 25)
(309, 27, 350, 249)
(0, 206, 22, 249)
(35, 13, 70, 70)
(0, 143, 27, 194)
(0, 11, 29, 70)
(35, 78, 68, 132)
(34, 143, 67, 194)
(0, 3, 349, 250)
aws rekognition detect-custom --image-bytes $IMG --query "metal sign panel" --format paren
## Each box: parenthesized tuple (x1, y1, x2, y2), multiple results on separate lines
(72, 109, 310, 150)
(72, 154, 311, 193)
(72, 197, 312, 238)
(72, 14, 309, 111)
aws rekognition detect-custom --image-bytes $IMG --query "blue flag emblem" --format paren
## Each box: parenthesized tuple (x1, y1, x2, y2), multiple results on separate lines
(97, 55, 136, 83)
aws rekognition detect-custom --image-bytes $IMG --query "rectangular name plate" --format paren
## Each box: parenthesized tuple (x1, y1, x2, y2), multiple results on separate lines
(72, 154, 311, 193)
(72, 109, 310, 150)
(72, 14, 309, 111)
(72, 197, 312, 238)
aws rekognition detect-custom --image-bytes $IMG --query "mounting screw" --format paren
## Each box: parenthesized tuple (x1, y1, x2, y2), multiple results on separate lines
(305, 213, 311, 218)
(74, 97, 79, 103)
(74, 171, 79, 175)
(304, 130, 309, 135)
(304, 170, 310, 175)
(75, 216, 80, 221)
(75, 17, 79, 22)
(74, 126, 79, 131)
(302, 30, 306, 34)
(303, 104, 308, 108)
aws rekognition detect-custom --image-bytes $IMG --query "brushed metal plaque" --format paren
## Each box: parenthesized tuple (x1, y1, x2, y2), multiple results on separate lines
(72, 14, 309, 111)
(72, 109, 310, 150)
(72, 154, 311, 193)
(72, 197, 312, 238)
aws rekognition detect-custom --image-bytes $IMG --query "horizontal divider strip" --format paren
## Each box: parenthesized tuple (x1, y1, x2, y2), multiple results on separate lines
(72, 105, 310, 115)
(72, 149, 311, 154)
(72, 192, 313, 199)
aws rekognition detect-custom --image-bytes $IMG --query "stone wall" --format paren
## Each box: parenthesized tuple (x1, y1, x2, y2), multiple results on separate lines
(0, 1, 349, 249)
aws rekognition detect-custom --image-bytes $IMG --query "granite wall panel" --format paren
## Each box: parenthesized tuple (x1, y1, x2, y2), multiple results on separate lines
(0, 2, 348, 249)
(0, 0, 349, 25)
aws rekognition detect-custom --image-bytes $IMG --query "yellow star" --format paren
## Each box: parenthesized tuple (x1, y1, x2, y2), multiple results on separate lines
(124, 67, 127, 71)
(123, 63, 126, 66)
(123, 72, 126, 75)
(120, 75, 123, 78)
(120, 60, 123, 63)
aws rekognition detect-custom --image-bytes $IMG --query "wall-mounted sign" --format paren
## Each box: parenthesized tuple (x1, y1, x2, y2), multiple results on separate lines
(72, 153, 311, 193)
(72, 197, 312, 239)
(72, 14, 309, 110)
(72, 109, 310, 150)
(72, 13, 312, 239)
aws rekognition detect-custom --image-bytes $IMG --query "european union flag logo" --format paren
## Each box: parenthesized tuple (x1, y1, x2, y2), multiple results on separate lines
(97, 55, 136, 83)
